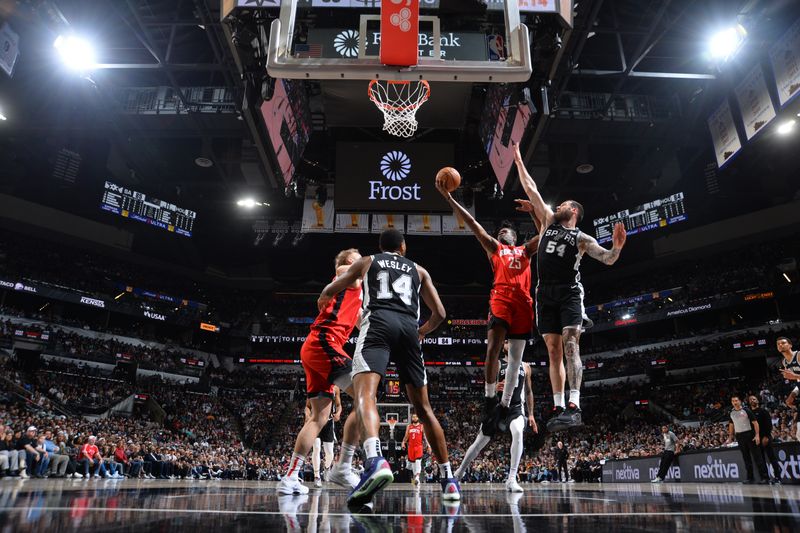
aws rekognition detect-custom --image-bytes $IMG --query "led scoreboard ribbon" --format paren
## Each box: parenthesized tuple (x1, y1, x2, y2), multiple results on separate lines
(593, 192, 687, 245)
(101, 181, 196, 237)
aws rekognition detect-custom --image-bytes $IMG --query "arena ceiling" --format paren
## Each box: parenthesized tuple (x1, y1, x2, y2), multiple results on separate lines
(0, 0, 799, 281)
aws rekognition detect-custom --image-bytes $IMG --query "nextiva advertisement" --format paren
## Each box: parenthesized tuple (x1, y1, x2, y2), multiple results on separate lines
(335, 143, 453, 213)
(603, 442, 800, 484)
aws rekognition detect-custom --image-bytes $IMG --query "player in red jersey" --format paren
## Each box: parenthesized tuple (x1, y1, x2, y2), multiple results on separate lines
(278, 248, 364, 496)
(436, 179, 539, 431)
(401, 413, 431, 487)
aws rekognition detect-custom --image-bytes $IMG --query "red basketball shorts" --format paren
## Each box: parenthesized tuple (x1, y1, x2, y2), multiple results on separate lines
(488, 291, 534, 339)
(300, 330, 353, 398)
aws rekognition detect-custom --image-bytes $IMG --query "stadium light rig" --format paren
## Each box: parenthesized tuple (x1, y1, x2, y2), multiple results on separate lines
(53, 34, 96, 71)
(237, 198, 270, 208)
(708, 25, 746, 61)
(0, 107, 6, 121)
(777, 119, 796, 136)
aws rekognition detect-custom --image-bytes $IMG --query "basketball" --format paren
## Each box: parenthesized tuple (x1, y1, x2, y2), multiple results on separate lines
(437, 167, 461, 192)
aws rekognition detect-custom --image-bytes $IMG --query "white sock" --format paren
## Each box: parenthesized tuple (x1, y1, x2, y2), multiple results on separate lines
(509, 416, 525, 480)
(569, 390, 581, 409)
(312, 438, 321, 477)
(485, 382, 496, 398)
(286, 453, 305, 480)
(338, 443, 356, 468)
(438, 462, 453, 479)
(364, 437, 382, 459)
(323, 442, 334, 469)
(501, 340, 526, 407)
(553, 392, 565, 409)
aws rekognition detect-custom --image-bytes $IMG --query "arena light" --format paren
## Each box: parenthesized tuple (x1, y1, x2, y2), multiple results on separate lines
(777, 119, 796, 136)
(621, 314, 632, 320)
(0, 109, 6, 121)
(708, 25, 746, 61)
(237, 198, 270, 208)
(784, 272, 792, 283)
(53, 34, 97, 71)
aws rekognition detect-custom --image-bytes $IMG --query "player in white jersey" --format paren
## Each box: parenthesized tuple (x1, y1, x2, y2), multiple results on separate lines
(454, 342, 537, 492)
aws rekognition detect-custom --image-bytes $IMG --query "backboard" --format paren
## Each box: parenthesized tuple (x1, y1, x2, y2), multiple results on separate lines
(264, 0, 533, 83)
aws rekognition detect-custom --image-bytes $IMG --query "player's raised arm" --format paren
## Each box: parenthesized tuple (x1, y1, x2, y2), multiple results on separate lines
(435, 177, 498, 256)
(336, 264, 362, 288)
(416, 264, 446, 337)
(319, 256, 372, 311)
(578, 223, 626, 266)
(513, 141, 553, 228)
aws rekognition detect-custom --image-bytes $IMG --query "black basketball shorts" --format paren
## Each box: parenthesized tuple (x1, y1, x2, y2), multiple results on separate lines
(535, 283, 585, 335)
(352, 310, 427, 388)
(317, 419, 335, 443)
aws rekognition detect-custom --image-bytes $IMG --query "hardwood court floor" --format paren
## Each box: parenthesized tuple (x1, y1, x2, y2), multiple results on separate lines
(0, 479, 798, 531)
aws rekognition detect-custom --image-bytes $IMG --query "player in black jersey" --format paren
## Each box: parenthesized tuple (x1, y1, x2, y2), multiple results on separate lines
(454, 341, 536, 493)
(777, 337, 800, 403)
(318, 229, 460, 508)
(513, 142, 627, 433)
(776, 337, 800, 440)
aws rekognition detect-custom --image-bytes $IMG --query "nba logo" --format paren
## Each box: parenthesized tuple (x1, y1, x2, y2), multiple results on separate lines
(487, 35, 505, 61)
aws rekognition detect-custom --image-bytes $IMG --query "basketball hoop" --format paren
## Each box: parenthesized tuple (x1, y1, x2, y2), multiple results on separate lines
(387, 416, 398, 438)
(368, 80, 431, 138)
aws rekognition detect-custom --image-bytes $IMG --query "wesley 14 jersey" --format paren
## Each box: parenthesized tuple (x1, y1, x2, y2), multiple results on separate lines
(363, 252, 421, 320)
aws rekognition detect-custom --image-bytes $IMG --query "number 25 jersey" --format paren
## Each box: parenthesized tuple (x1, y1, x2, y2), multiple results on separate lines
(363, 252, 421, 320)
(490, 244, 532, 303)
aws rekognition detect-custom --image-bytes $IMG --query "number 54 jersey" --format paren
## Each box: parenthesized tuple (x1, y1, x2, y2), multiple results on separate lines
(488, 244, 533, 338)
(363, 252, 421, 321)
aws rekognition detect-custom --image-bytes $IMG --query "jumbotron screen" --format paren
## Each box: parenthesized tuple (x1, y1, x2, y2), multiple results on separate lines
(593, 192, 687, 244)
(101, 181, 196, 237)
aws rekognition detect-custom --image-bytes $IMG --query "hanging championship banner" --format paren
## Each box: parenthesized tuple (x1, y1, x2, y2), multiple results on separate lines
(0, 23, 20, 77)
(335, 213, 370, 233)
(407, 214, 442, 235)
(301, 189, 334, 233)
(371, 214, 405, 234)
(441, 206, 476, 235)
(707, 100, 742, 169)
(769, 19, 800, 106)
(735, 65, 776, 140)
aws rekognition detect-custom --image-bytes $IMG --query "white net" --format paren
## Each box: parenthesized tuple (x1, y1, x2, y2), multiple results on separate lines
(368, 80, 431, 138)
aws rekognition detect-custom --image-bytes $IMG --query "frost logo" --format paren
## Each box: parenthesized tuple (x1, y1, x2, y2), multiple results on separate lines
(334, 30, 359, 58)
(369, 151, 421, 201)
(693, 455, 739, 480)
(381, 151, 411, 181)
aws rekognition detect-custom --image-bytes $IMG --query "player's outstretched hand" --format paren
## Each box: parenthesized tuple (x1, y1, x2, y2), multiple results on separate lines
(612, 222, 627, 250)
(434, 177, 450, 198)
(528, 415, 538, 433)
(781, 369, 800, 381)
(317, 294, 331, 312)
(515, 199, 534, 213)
(512, 141, 523, 165)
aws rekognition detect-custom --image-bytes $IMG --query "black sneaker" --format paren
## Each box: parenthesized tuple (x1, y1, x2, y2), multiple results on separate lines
(770, 478, 782, 485)
(545, 406, 566, 433)
(482, 396, 499, 423)
(742, 479, 755, 485)
(495, 404, 512, 433)
(549, 403, 583, 433)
